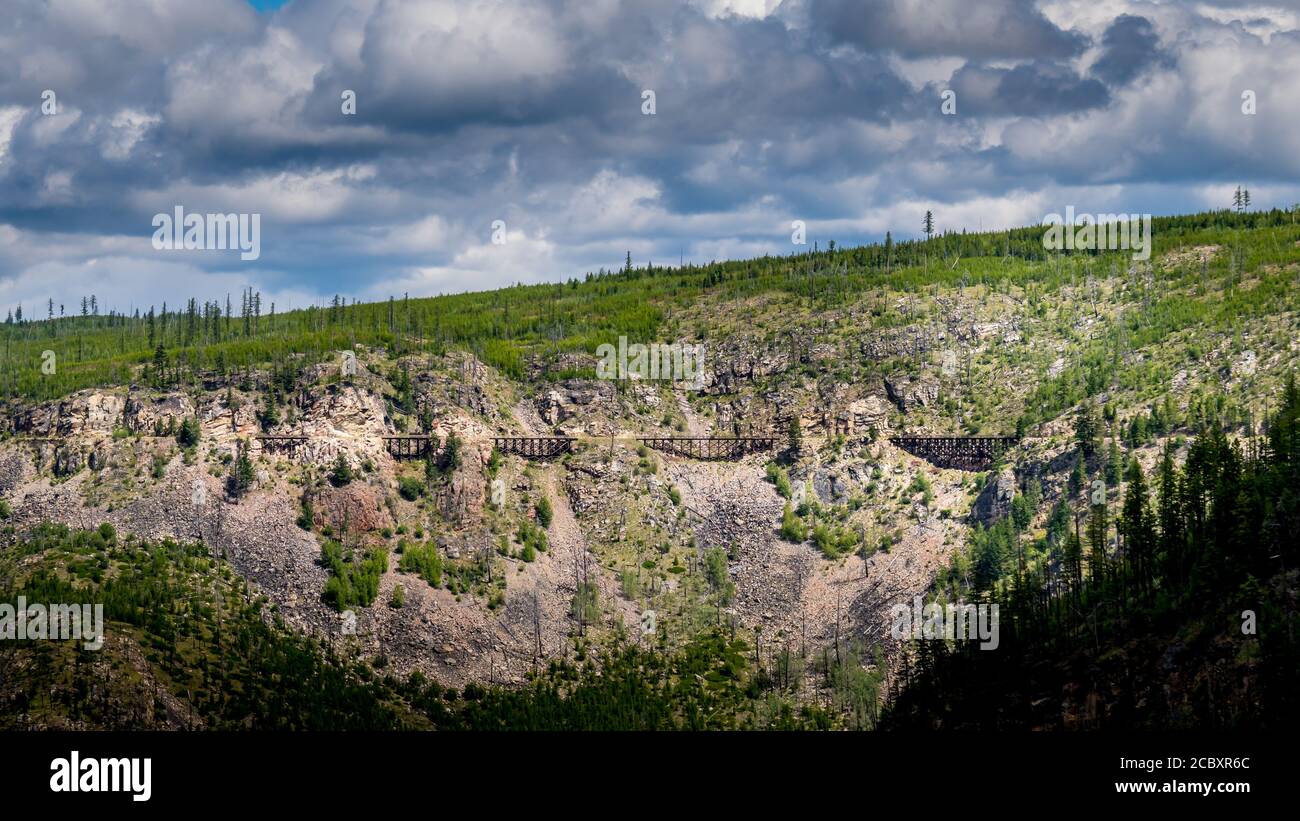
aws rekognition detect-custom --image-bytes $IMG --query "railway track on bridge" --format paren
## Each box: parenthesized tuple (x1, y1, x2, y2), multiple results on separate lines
(888, 435, 1019, 470)
(243, 432, 1021, 468)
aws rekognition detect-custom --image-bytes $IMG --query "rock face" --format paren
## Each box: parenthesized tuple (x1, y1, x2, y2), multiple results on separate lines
(260, 383, 389, 468)
(439, 458, 485, 524)
(700, 334, 798, 395)
(811, 467, 850, 504)
(847, 395, 891, 435)
(714, 394, 781, 435)
(971, 468, 1016, 526)
(15, 390, 125, 437)
(53, 446, 84, 477)
(313, 481, 394, 534)
(861, 325, 943, 359)
(535, 380, 616, 427)
(124, 392, 195, 434)
(884, 372, 939, 413)
(416, 360, 498, 420)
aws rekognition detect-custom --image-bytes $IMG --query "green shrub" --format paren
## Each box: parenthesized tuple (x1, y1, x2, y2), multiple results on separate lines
(516, 520, 549, 556)
(766, 463, 792, 499)
(397, 475, 423, 501)
(399, 541, 443, 587)
(320, 540, 387, 610)
(780, 503, 807, 543)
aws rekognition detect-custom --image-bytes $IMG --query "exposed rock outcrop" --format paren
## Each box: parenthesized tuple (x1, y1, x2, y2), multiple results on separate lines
(535, 380, 616, 427)
(971, 468, 1016, 526)
(124, 392, 195, 433)
(312, 481, 394, 534)
(884, 372, 940, 413)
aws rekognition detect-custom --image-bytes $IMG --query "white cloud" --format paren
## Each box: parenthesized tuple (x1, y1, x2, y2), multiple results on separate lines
(0, 107, 25, 167)
(97, 109, 160, 160)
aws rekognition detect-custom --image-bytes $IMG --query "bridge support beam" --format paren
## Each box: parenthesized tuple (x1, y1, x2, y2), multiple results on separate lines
(888, 435, 1018, 470)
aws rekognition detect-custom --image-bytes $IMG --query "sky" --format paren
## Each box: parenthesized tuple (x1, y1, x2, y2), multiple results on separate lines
(1, 0, 1299, 318)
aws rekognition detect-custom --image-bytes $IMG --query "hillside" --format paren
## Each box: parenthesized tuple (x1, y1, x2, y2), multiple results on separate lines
(2, 210, 1298, 729)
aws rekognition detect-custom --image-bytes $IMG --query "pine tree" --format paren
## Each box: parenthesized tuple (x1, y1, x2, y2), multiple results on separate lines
(1087, 498, 1108, 587)
(329, 453, 354, 487)
(787, 415, 803, 454)
(152, 343, 167, 386)
(1074, 402, 1100, 459)
(227, 440, 255, 498)
(1120, 456, 1156, 601)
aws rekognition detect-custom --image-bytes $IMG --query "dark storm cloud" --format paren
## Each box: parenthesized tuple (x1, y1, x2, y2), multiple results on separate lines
(949, 61, 1109, 116)
(807, 0, 1089, 59)
(1091, 15, 1173, 86)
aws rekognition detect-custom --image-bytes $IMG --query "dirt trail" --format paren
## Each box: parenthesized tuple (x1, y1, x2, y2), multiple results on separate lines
(539, 467, 637, 629)
(675, 390, 708, 436)
(511, 399, 546, 436)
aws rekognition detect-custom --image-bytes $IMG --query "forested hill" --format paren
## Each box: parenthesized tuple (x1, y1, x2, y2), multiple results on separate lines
(884, 378, 1300, 729)
(3, 208, 1299, 406)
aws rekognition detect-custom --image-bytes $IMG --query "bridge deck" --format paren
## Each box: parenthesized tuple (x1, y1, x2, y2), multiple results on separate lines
(236, 431, 1020, 468)
(383, 435, 436, 458)
(637, 436, 777, 460)
(492, 436, 575, 459)
(889, 435, 1019, 470)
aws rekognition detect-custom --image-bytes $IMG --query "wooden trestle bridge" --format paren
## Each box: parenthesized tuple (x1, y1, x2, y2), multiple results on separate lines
(256, 434, 309, 456)
(492, 436, 575, 459)
(889, 435, 1019, 470)
(251, 432, 1017, 469)
(636, 436, 777, 461)
(381, 435, 436, 458)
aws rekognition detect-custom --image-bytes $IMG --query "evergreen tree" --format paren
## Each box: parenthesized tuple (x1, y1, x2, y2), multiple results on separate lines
(787, 415, 803, 455)
(1074, 402, 1100, 459)
(227, 440, 255, 498)
(1086, 497, 1108, 586)
(1119, 456, 1156, 601)
(329, 453, 354, 487)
